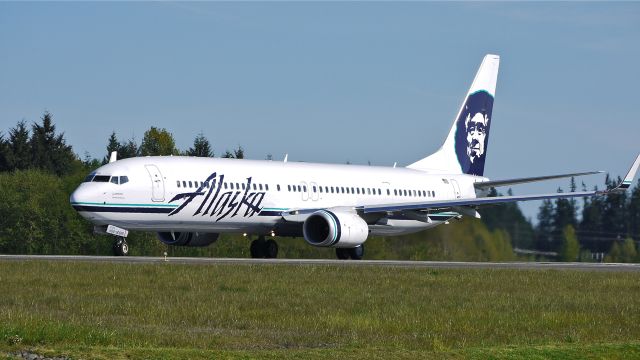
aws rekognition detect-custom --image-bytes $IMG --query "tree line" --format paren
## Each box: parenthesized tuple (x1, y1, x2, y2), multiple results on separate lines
(0, 112, 639, 261)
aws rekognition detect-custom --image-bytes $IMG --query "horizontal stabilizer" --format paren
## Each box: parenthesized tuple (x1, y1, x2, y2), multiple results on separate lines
(474, 171, 603, 190)
(363, 154, 639, 214)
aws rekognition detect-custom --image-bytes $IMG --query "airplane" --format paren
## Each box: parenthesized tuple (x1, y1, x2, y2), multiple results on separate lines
(70, 54, 640, 259)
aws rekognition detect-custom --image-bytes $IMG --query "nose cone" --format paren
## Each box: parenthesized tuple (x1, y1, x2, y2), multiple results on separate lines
(70, 184, 93, 209)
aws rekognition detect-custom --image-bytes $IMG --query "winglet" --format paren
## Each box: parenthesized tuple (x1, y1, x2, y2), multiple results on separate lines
(613, 153, 640, 192)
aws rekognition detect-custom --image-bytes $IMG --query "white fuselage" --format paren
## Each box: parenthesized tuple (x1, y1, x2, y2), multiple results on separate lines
(70, 156, 484, 237)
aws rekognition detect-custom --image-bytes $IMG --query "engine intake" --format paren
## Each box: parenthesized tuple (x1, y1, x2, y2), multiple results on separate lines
(157, 232, 219, 247)
(302, 210, 368, 247)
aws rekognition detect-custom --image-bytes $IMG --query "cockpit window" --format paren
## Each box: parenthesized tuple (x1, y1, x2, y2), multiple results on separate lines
(110, 177, 119, 185)
(93, 175, 111, 182)
(120, 176, 129, 184)
(83, 174, 95, 182)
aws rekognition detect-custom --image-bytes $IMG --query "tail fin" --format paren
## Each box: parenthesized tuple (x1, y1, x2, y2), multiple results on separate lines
(407, 54, 500, 176)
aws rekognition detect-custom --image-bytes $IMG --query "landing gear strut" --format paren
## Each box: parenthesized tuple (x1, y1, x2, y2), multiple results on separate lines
(336, 244, 364, 260)
(113, 236, 129, 256)
(250, 236, 279, 259)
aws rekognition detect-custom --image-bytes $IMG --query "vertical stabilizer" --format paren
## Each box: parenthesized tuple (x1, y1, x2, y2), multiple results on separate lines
(408, 54, 500, 176)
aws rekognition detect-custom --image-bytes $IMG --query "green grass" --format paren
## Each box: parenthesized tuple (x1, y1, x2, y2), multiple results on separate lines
(1, 261, 640, 359)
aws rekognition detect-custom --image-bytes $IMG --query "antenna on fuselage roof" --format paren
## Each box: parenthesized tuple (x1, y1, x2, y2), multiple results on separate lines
(284, 154, 288, 163)
(109, 151, 118, 163)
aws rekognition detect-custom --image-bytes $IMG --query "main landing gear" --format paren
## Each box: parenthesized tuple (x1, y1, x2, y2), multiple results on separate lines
(250, 236, 279, 259)
(113, 236, 129, 256)
(335, 244, 364, 260)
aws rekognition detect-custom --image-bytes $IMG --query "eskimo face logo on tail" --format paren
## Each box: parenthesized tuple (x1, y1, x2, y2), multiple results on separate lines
(454, 90, 494, 176)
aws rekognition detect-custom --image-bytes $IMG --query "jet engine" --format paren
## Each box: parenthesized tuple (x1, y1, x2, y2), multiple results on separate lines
(302, 210, 369, 247)
(157, 232, 219, 247)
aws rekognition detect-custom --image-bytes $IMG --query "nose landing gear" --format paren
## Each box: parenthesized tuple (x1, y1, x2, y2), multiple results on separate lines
(113, 236, 129, 256)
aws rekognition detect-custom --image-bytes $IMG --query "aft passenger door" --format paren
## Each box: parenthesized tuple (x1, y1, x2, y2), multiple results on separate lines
(450, 179, 461, 199)
(145, 164, 165, 202)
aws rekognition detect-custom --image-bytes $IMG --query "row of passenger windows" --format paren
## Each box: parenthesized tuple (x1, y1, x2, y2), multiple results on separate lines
(177, 179, 436, 198)
(83, 174, 129, 185)
(177, 180, 269, 191)
(287, 184, 436, 198)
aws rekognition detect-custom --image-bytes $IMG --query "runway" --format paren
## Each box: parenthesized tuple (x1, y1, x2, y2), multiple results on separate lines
(1, 255, 639, 271)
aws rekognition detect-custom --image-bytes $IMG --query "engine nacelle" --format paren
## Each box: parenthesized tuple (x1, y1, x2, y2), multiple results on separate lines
(302, 210, 369, 248)
(157, 232, 219, 247)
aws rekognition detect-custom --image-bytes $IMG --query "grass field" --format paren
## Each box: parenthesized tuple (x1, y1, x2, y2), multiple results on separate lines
(1, 261, 640, 359)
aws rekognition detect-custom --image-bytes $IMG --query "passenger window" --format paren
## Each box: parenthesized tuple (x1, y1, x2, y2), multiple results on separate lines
(319, 187, 323, 193)
(177, 181, 181, 188)
(378, 189, 381, 195)
(288, 185, 291, 191)
(253, 184, 257, 190)
(387, 189, 390, 196)
(277, 184, 281, 191)
(223, 182, 228, 189)
(266, 184, 269, 191)
(313, 186, 317, 192)
(188, 181, 193, 188)
(413, 190, 416, 196)
(110, 177, 119, 185)
(259, 184, 263, 191)
(303, 186, 307, 192)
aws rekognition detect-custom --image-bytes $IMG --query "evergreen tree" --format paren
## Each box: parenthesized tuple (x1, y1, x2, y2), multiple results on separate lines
(7, 121, 31, 171)
(118, 137, 139, 159)
(553, 187, 577, 239)
(139, 127, 178, 156)
(628, 180, 640, 241)
(29, 112, 76, 176)
(579, 185, 606, 252)
(0, 132, 8, 171)
(601, 175, 628, 244)
(535, 199, 555, 251)
(186, 132, 213, 157)
(102, 132, 120, 164)
(233, 145, 244, 159)
(221, 150, 235, 158)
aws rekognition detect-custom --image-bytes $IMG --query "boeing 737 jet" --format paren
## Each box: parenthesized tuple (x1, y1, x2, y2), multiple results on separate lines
(70, 54, 640, 259)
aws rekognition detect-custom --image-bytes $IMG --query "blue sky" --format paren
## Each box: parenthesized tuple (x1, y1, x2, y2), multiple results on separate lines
(1, 2, 639, 221)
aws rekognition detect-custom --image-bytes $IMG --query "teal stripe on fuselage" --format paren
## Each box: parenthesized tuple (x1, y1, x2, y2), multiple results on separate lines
(71, 201, 178, 208)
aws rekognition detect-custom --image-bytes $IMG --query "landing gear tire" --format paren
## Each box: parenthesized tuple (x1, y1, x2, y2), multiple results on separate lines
(348, 245, 364, 260)
(250, 237, 279, 259)
(250, 238, 266, 258)
(336, 248, 350, 260)
(265, 239, 279, 259)
(113, 237, 129, 256)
